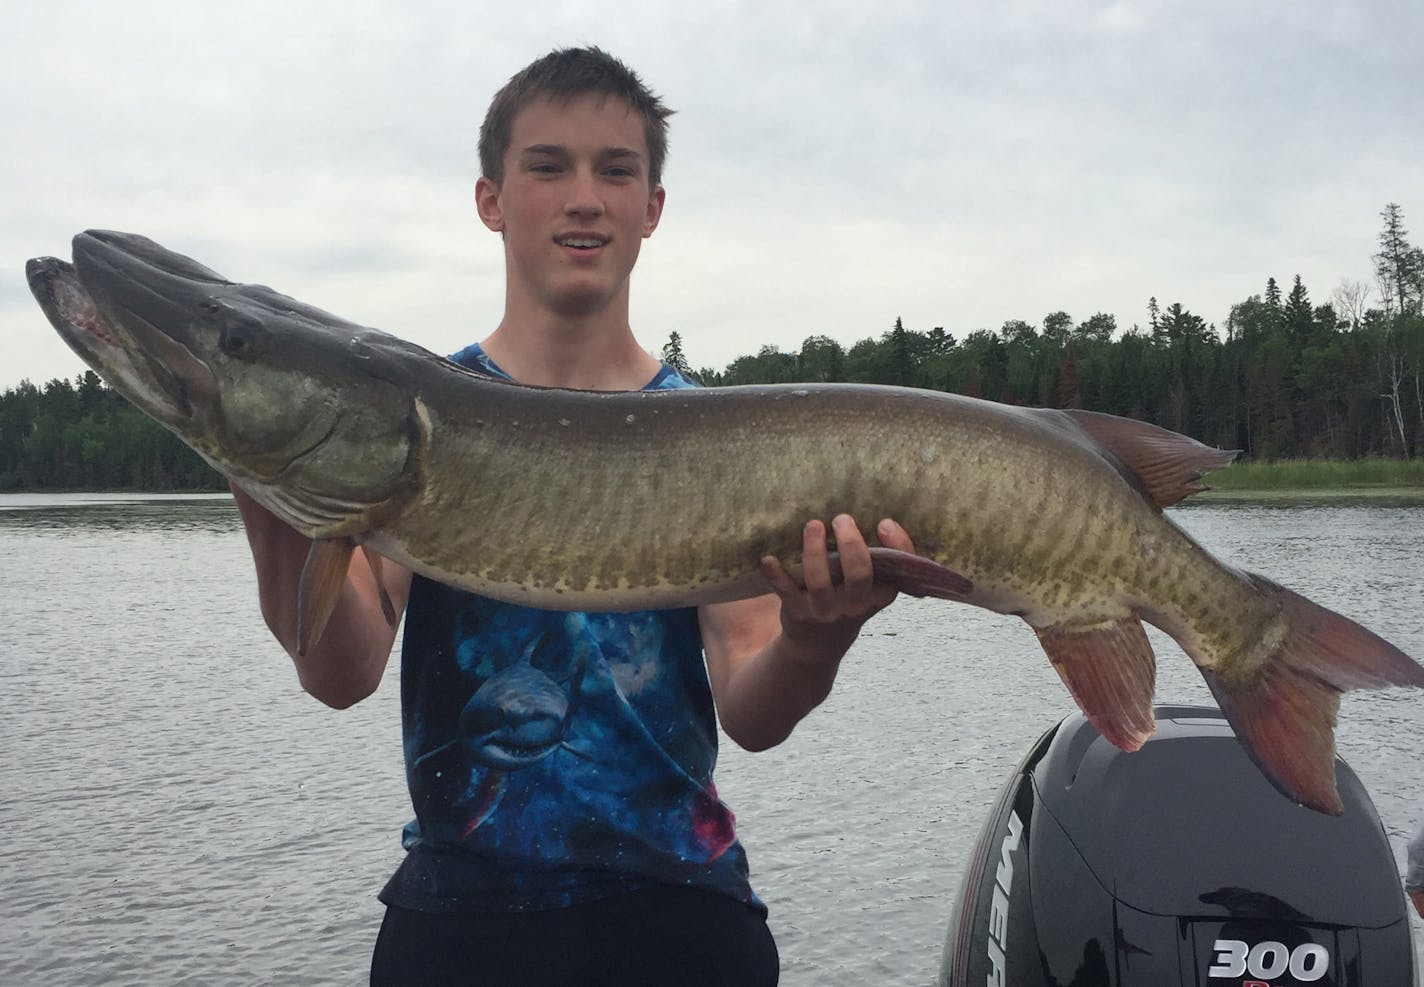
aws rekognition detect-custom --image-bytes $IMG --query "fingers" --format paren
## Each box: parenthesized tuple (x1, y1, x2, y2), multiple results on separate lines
(830, 515, 874, 602)
(877, 517, 916, 554)
(764, 514, 910, 620)
(761, 513, 917, 657)
(802, 519, 839, 617)
(759, 553, 801, 598)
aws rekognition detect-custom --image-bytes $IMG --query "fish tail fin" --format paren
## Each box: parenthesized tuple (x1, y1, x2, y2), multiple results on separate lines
(1197, 573, 1424, 815)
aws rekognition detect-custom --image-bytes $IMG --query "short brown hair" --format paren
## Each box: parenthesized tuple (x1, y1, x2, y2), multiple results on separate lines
(479, 47, 674, 187)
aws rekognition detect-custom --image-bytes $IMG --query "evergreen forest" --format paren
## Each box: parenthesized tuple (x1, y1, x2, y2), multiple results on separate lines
(4, 204, 1422, 492)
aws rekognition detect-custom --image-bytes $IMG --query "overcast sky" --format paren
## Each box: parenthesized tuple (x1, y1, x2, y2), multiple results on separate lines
(2, 0, 1420, 391)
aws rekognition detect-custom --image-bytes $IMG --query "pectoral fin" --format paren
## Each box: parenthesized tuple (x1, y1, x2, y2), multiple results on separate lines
(297, 537, 356, 656)
(361, 546, 398, 626)
(1036, 617, 1158, 751)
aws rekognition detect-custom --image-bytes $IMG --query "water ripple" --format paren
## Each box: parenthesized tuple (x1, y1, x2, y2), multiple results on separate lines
(2, 495, 1422, 984)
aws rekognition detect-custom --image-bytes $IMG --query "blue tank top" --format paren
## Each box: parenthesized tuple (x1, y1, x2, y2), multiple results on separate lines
(379, 344, 762, 914)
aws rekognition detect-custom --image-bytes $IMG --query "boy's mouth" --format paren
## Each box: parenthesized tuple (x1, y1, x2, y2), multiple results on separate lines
(556, 235, 609, 251)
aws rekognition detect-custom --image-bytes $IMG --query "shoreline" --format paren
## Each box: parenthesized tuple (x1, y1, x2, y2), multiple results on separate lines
(1191, 485, 1424, 504)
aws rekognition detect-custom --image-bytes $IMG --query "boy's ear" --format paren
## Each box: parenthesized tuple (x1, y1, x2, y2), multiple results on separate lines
(643, 184, 666, 238)
(476, 176, 504, 233)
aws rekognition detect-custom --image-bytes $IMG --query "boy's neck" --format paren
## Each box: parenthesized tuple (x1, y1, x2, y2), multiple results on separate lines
(479, 308, 663, 390)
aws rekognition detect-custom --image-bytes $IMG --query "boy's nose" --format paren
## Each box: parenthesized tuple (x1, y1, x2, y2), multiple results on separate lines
(564, 168, 604, 216)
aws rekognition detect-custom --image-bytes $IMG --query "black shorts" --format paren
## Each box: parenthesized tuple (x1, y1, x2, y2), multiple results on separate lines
(370, 884, 779, 986)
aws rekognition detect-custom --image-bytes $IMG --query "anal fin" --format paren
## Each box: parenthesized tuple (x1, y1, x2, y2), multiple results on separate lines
(1036, 617, 1158, 751)
(297, 537, 356, 656)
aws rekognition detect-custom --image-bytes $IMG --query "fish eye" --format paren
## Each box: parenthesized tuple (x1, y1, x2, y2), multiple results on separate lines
(219, 323, 265, 358)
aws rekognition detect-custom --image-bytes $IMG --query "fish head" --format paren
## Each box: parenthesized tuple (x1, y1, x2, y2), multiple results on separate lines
(27, 230, 425, 536)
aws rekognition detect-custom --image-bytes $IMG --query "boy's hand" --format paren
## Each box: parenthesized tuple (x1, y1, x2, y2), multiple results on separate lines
(759, 515, 915, 658)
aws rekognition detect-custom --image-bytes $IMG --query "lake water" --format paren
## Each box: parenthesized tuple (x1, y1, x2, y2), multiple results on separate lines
(2, 492, 1422, 985)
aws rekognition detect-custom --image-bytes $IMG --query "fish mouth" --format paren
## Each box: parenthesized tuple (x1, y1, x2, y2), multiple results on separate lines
(30, 230, 373, 503)
(471, 732, 562, 770)
(26, 254, 208, 427)
(75, 229, 232, 286)
(26, 257, 120, 350)
(411, 723, 564, 773)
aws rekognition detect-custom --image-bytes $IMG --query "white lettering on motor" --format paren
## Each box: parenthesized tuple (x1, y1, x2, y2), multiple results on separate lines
(1208, 939, 1330, 982)
(985, 810, 1024, 987)
(1249, 941, 1289, 979)
(987, 938, 1005, 987)
(989, 886, 1009, 946)
(1209, 938, 1248, 977)
(1290, 944, 1330, 979)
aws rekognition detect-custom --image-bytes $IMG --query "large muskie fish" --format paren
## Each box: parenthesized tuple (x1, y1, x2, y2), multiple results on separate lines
(27, 230, 1424, 813)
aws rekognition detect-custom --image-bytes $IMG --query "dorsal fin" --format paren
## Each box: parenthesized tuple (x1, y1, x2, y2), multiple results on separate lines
(1059, 409, 1239, 510)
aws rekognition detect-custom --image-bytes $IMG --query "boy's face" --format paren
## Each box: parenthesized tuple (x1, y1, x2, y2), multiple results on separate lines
(476, 94, 665, 318)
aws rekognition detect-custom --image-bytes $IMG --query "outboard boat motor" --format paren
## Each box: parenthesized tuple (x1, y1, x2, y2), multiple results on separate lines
(940, 705, 1416, 987)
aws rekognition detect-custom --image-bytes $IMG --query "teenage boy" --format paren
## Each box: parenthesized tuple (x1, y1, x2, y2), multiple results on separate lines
(232, 46, 913, 986)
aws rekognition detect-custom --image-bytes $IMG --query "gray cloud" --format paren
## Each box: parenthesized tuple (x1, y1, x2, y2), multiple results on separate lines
(3, 0, 1420, 389)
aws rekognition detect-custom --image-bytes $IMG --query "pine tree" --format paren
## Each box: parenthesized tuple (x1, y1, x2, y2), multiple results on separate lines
(660, 331, 694, 377)
(1265, 277, 1283, 310)
(887, 317, 915, 386)
(1284, 275, 1313, 345)
(1374, 203, 1424, 316)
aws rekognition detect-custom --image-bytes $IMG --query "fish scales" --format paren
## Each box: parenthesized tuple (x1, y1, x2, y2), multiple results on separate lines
(392, 380, 1196, 626)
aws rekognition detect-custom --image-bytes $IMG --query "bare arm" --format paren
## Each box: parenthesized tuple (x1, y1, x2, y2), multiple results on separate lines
(230, 483, 412, 708)
(700, 515, 913, 751)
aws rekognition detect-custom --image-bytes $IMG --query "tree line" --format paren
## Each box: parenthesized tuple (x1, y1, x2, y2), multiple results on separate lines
(665, 203, 1424, 461)
(3, 204, 1421, 491)
(0, 371, 226, 491)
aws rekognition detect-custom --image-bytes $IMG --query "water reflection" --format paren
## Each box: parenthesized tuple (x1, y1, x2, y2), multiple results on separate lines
(0, 493, 239, 534)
